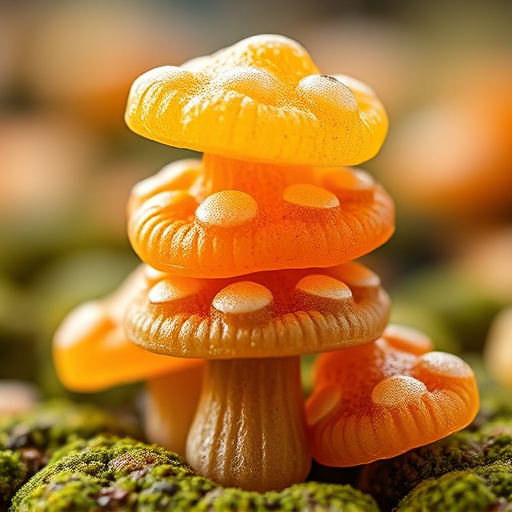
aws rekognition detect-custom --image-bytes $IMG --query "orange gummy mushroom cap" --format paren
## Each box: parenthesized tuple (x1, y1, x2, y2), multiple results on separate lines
(305, 324, 479, 467)
(125, 34, 388, 167)
(124, 261, 390, 359)
(53, 265, 202, 392)
(127, 157, 394, 278)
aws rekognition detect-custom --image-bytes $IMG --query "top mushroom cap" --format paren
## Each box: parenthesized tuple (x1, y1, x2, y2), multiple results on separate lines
(305, 324, 479, 467)
(124, 261, 390, 359)
(53, 264, 202, 392)
(125, 34, 388, 166)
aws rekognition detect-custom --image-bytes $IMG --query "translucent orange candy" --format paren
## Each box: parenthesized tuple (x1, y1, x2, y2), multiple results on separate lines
(53, 265, 202, 391)
(125, 34, 388, 167)
(125, 261, 390, 359)
(306, 325, 479, 466)
(127, 156, 394, 278)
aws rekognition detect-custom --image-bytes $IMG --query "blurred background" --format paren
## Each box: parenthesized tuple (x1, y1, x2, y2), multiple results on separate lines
(1, 0, 511, 407)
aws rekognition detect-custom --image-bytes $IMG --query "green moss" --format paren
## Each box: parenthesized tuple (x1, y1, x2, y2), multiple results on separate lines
(0, 451, 27, 510)
(0, 399, 141, 509)
(359, 415, 512, 511)
(397, 462, 512, 512)
(359, 429, 486, 510)
(12, 436, 379, 512)
(0, 399, 140, 454)
(397, 471, 496, 512)
(11, 435, 189, 511)
(196, 482, 380, 511)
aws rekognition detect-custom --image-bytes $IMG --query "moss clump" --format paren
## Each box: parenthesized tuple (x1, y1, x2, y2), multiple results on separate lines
(0, 399, 140, 509)
(12, 436, 379, 512)
(11, 435, 190, 511)
(196, 482, 379, 511)
(0, 399, 140, 454)
(397, 462, 512, 512)
(359, 416, 512, 511)
(0, 451, 27, 509)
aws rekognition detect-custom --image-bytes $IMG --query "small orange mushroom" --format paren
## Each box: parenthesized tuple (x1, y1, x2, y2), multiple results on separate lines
(126, 157, 394, 278)
(53, 264, 204, 455)
(124, 261, 391, 491)
(306, 324, 479, 467)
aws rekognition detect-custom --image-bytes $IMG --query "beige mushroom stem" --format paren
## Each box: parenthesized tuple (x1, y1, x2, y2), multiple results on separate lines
(186, 356, 310, 493)
(144, 363, 204, 457)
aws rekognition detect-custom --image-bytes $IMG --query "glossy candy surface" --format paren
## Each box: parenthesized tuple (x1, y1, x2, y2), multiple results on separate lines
(53, 265, 202, 391)
(125, 34, 388, 166)
(125, 261, 390, 358)
(306, 325, 479, 466)
(127, 156, 394, 277)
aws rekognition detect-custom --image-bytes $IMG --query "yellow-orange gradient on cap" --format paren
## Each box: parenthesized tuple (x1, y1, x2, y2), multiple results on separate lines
(125, 34, 388, 166)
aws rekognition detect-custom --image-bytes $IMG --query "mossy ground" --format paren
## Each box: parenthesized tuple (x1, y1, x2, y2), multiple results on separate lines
(11, 435, 379, 512)
(2, 368, 512, 511)
(0, 399, 141, 510)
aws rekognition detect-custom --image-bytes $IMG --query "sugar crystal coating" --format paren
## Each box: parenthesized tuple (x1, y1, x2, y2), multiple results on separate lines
(210, 66, 280, 102)
(125, 263, 391, 358)
(325, 168, 375, 192)
(296, 75, 358, 112)
(125, 35, 388, 166)
(416, 352, 474, 379)
(331, 261, 381, 288)
(196, 190, 258, 227)
(296, 274, 352, 300)
(371, 376, 428, 407)
(283, 184, 340, 209)
(148, 278, 202, 304)
(127, 157, 394, 278)
(306, 327, 479, 467)
(212, 281, 274, 315)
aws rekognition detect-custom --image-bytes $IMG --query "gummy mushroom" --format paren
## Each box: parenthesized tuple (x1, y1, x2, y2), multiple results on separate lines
(306, 324, 479, 467)
(125, 34, 393, 278)
(127, 157, 394, 278)
(124, 261, 391, 491)
(53, 264, 204, 456)
(126, 34, 388, 167)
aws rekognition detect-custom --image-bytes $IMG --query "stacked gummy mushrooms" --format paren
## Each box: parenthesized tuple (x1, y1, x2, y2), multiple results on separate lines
(53, 35, 480, 493)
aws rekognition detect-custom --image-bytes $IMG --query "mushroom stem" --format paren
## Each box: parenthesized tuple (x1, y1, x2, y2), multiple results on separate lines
(202, 153, 313, 205)
(186, 356, 311, 492)
(144, 363, 204, 457)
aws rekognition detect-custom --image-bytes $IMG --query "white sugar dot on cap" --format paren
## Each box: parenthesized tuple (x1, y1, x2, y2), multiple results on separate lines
(331, 262, 381, 289)
(211, 67, 279, 102)
(149, 278, 202, 304)
(296, 274, 352, 301)
(212, 281, 273, 315)
(417, 352, 474, 379)
(371, 375, 428, 407)
(296, 75, 358, 112)
(196, 190, 258, 227)
(326, 168, 375, 192)
(284, 184, 339, 210)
